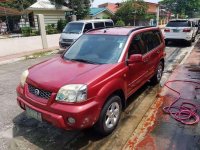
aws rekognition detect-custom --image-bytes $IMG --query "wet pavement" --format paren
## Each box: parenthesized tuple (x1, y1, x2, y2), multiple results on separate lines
(124, 39, 200, 150)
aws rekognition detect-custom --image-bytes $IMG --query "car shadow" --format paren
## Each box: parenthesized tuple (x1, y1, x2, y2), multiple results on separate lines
(166, 40, 193, 48)
(12, 82, 159, 150)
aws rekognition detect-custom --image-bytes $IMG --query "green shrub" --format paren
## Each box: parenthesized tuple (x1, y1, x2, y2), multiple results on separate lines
(115, 20, 125, 27)
(21, 27, 31, 37)
(46, 24, 58, 34)
(30, 30, 40, 36)
(57, 19, 67, 32)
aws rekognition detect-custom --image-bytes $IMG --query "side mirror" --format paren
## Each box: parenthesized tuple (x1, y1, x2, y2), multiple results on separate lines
(195, 24, 198, 27)
(128, 54, 143, 64)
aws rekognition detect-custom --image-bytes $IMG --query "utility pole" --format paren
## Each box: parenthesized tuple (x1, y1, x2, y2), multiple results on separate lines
(156, 5, 160, 27)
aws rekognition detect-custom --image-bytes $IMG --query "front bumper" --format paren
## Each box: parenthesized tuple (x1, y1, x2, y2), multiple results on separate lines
(59, 41, 72, 50)
(164, 34, 192, 42)
(16, 84, 101, 130)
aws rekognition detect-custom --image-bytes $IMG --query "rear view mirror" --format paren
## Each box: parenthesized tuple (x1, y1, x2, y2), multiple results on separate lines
(128, 54, 143, 64)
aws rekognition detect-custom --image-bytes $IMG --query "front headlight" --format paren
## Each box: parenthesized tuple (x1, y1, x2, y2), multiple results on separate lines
(59, 36, 63, 42)
(56, 84, 87, 103)
(20, 70, 29, 87)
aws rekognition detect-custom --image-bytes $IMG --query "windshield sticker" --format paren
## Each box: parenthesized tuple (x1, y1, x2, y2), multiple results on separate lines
(119, 43, 123, 49)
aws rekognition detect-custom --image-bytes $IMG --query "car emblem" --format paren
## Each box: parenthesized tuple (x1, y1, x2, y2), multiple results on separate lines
(34, 89, 40, 96)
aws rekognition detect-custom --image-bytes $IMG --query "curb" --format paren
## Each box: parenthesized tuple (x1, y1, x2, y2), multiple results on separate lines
(0, 49, 59, 66)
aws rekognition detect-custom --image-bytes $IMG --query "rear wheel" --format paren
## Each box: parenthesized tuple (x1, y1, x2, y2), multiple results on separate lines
(187, 40, 192, 46)
(192, 35, 196, 42)
(94, 95, 122, 136)
(165, 40, 169, 46)
(150, 61, 164, 85)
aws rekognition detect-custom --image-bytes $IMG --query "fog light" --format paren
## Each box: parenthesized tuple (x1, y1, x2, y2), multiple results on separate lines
(68, 117, 76, 124)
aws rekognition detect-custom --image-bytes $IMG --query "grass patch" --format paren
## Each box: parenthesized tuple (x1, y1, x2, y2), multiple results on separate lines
(24, 50, 56, 60)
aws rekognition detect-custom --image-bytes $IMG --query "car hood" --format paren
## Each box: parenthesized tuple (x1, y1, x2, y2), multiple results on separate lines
(27, 56, 115, 92)
(61, 32, 81, 40)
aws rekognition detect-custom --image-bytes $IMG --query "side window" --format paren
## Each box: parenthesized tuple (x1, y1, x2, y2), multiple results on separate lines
(141, 31, 161, 52)
(105, 21, 114, 27)
(94, 22, 105, 28)
(128, 34, 147, 57)
(152, 30, 162, 47)
(83, 23, 93, 32)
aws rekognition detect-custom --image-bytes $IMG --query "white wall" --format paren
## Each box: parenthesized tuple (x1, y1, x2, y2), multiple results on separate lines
(33, 10, 66, 27)
(0, 34, 60, 57)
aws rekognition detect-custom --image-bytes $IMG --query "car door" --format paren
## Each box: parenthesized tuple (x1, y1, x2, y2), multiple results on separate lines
(126, 33, 149, 95)
(141, 30, 162, 77)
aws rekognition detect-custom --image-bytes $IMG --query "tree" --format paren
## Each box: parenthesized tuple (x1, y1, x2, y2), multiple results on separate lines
(49, 0, 92, 20)
(0, 0, 36, 11)
(160, 0, 200, 18)
(115, 0, 147, 25)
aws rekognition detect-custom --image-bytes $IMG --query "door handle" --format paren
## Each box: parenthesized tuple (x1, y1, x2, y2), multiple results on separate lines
(143, 58, 149, 62)
(157, 50, 160, 54)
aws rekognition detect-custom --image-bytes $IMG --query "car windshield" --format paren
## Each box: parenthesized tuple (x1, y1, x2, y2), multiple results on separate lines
(63, 23, 84, 34)
(63, 34, 128, 64)
(166, 21, 190, 27)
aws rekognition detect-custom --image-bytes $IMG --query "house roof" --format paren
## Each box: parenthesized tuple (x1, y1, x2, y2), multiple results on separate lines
(98, 3, 119, 13)
(27, 0, 70, 11)
(90, 7, 114, 16)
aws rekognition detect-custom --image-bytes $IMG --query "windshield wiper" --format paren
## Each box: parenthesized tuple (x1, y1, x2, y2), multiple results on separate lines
(70, 58, 97, 64)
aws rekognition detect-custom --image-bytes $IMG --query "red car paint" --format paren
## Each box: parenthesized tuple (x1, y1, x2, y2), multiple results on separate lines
(16, 27, 165, 130)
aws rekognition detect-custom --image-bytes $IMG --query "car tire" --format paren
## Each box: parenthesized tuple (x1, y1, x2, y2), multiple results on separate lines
(165, 40, 169, 46)
(192, 35, 196, 42)
(187, 40, 192, 46)
(94, 95, 122, 136)
(150, 61, 164, 85)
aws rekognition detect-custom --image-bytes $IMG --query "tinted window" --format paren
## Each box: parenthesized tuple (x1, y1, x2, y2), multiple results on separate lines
(64, 35, 127, 64)
(166, 21, 190, 27)
(84, 23, 93, 32)
(141, 31, 161, 52)
(128, 34, 147, 57)
(63, 23, 84, 34)
(105, 21, 114, 27)
(94, 22, 105, 28)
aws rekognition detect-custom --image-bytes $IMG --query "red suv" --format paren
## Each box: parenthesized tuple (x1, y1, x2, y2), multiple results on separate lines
(17, 27, 165, 135)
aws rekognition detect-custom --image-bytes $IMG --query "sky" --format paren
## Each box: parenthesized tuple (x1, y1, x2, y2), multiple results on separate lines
(92, 0, 161, 7)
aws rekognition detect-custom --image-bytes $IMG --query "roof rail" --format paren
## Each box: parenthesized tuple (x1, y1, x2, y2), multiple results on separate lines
(127, 26, 154, 35)
(85, 26, 114, 33)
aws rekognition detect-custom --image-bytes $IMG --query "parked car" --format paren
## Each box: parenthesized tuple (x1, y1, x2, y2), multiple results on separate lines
(17, 26, 165, 135)
(59, 19, 114, 50)
(164, 19, 196, 46)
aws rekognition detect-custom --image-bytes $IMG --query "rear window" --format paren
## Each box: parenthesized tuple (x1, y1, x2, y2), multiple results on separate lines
(166, 21, 191, 27)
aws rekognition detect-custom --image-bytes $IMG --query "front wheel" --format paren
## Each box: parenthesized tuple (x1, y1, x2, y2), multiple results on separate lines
(94, 95, 122, 136)
(150, 61, 164, 85)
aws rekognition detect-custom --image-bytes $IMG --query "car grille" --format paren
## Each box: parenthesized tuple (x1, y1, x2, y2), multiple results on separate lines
(28, 84, 52, 100)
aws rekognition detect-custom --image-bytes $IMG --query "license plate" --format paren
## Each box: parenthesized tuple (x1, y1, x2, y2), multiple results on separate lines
(26, 106, 42, 122)
(173, 29, 179, 32)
